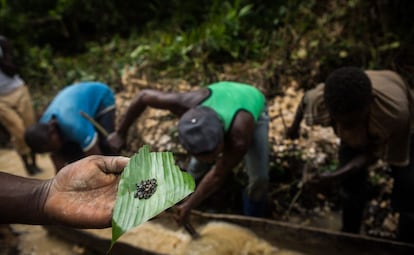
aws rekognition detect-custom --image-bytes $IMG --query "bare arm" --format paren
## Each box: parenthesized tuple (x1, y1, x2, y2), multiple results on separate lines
(0, 172, 52, 225)
(315, 152, 375, 185)
(0, 155, 129, 228)
(108, 88, 208, 152)
(51, 141, 102, 172)
(285, 96, 305, 140)
(50, 152, 68, 172)
(326, 153, 372, 180)
(175, 112, 255, 224)
(84, 142, 102, 156)
(50, 142, 102, 172)
(116, 89, 185, 137)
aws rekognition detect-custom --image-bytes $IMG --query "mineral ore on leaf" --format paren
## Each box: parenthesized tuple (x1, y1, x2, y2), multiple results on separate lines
(110, 145, 195, 249)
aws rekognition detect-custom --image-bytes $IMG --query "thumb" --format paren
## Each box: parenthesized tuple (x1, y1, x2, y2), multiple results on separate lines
(101, 156, 130, 174)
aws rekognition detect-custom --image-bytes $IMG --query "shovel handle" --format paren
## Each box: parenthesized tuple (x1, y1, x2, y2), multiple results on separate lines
(183, 221, 200, 239)
(80, 111, 109, 138)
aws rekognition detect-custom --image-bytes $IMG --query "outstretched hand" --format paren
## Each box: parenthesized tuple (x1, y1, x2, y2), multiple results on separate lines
(43, 155, 129, 228)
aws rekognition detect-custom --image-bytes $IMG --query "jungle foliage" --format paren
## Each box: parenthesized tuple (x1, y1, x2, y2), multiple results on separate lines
(0, 0, 413, 97)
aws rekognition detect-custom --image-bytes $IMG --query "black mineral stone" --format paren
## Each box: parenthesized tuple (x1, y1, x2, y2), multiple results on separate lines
(134, 178, 157, 199)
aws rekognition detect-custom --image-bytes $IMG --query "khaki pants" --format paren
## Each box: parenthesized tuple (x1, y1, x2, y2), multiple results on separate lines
(0, 85, 35, 155)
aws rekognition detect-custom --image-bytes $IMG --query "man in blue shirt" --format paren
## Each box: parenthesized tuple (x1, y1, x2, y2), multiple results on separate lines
(25, 82, 116, 172)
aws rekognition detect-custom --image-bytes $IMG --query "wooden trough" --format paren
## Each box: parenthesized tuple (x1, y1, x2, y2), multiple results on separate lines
(45, 210, 414, 255)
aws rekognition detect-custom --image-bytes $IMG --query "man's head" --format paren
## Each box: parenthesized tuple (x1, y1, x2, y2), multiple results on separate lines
(324, 67, 373, 147)
(24, 120, 63, 153)
(178, 106, 224, 162)
(324, 66, 372, 115)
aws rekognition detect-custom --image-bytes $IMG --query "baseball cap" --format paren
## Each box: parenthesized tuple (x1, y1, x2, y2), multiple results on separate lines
(178, 106, 224, 155)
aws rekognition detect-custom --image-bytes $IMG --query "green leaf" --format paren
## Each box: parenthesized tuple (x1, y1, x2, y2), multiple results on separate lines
(110, 145, 195, 249)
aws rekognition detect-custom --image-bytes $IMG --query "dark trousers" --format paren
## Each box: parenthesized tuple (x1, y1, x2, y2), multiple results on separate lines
(340, 137, 414, 243)
(390, 136, 414, 243)
(338, 145, 368, 234)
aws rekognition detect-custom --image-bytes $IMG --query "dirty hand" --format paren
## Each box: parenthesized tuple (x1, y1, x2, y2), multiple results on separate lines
(107, 132, 126, 153)
(43, 155, 129, 228)
(173, 203, 191, 226)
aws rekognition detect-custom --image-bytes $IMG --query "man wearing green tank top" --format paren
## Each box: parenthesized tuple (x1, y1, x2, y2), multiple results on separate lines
(108, 81, 269, 225)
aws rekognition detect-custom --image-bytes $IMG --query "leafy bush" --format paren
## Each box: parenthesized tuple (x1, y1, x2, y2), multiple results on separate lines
(0, 0, 412, 93)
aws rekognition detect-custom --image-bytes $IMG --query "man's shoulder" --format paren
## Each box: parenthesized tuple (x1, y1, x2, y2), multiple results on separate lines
(365, 70, 404, 84)
(229, 110, 256, 131)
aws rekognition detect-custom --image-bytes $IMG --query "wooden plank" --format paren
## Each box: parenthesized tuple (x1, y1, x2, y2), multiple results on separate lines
(190, 211, 414, 255)
(45, 211, 414, 255)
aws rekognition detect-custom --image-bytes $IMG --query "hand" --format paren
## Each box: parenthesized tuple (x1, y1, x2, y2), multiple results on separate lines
(285, 126, 300, 140)
(107, 132, 126, 153)
(306, 172, 335, 187)
(173, 202, 191, 226)
(43, 155, 129, 228)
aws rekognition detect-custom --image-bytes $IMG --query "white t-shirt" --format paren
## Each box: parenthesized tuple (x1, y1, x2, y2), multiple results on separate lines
(0, 68, 23, 95)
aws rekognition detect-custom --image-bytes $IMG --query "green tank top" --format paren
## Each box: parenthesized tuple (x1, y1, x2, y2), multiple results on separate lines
(200, 81, 265, 132)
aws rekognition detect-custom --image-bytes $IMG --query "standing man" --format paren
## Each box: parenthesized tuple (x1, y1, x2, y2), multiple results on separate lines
(286, 67, 414, 243)
(108, 81, 270, 221)
(24, 82, 116, 172)
(0, 35, 42, 175)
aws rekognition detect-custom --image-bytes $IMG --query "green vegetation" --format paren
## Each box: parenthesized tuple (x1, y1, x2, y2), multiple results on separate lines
(1, 0, 412, 99)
